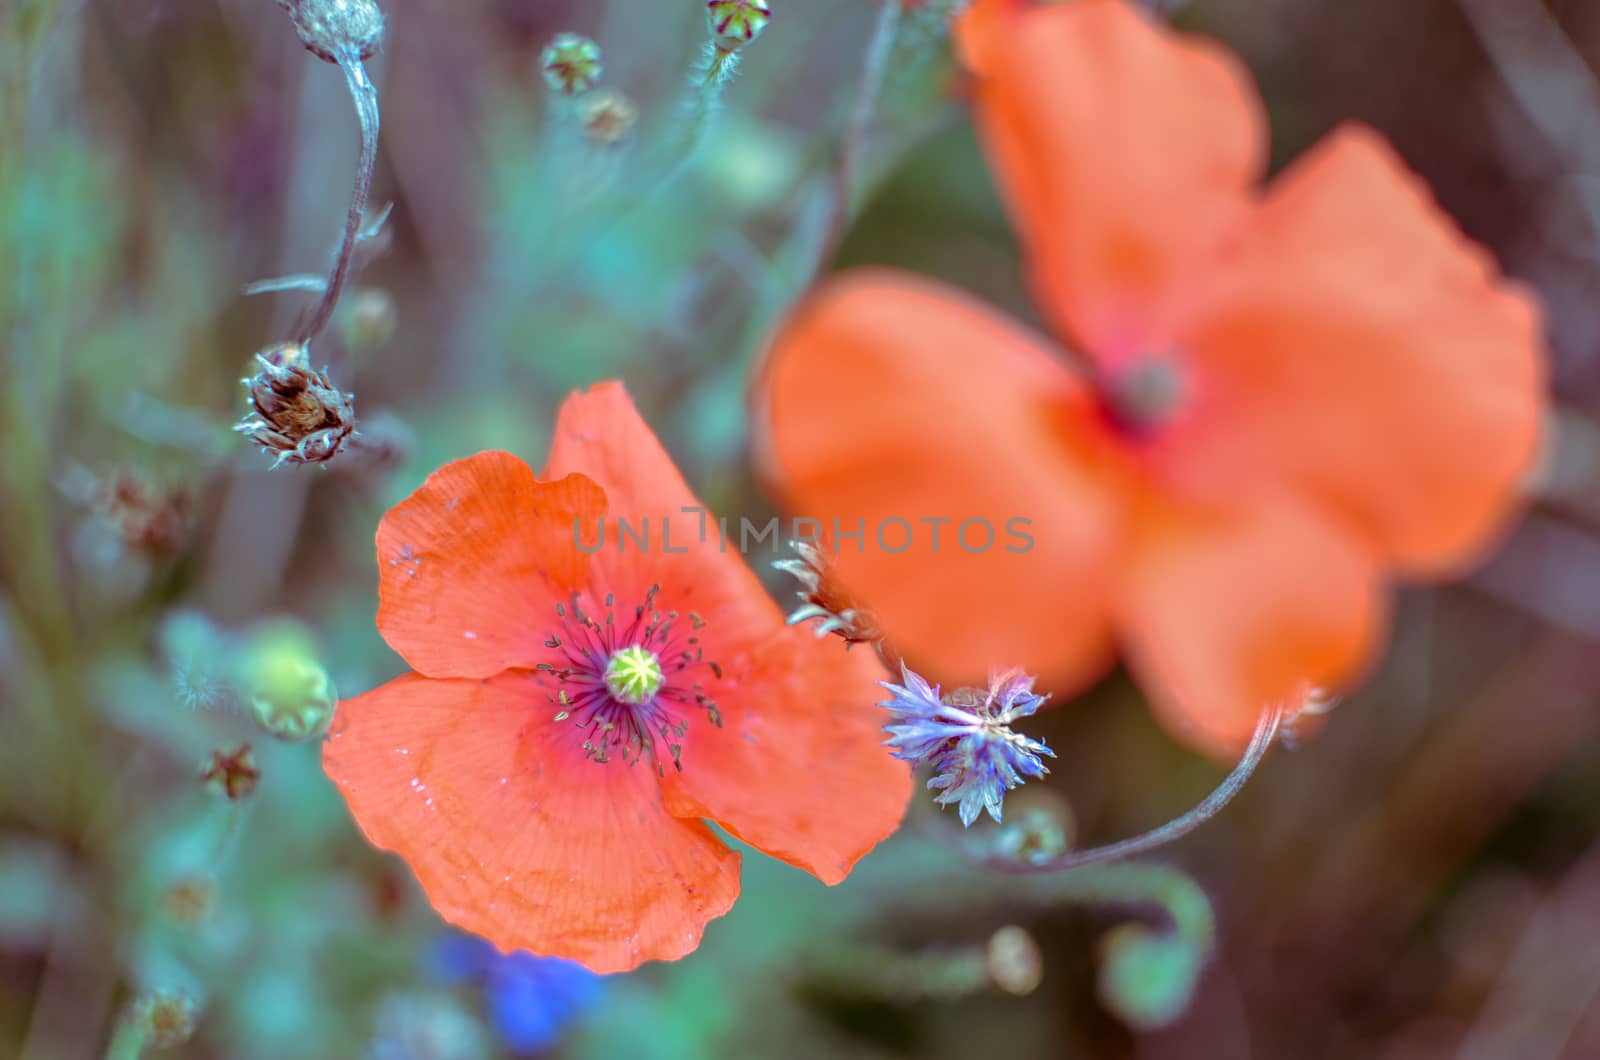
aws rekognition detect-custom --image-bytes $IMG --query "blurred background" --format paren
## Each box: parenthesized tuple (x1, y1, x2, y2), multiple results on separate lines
(7, 0, 1600, 1056)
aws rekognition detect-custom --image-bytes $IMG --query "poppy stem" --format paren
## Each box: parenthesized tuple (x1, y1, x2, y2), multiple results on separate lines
(818, 0, 902, 270)
(971, 708, 1282, 874)
(295, 49, 380, 349)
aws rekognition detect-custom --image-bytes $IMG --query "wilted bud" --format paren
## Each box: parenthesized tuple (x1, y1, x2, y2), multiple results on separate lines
(774, 540, 882, 646)
(129, 990, 198, 1049)
(541, 33, 603, 96)
(1280, 685, 1340, 749)
(581, 89, 639, 146)
(235, 341, 356, 468)
(340, 287, 398, 355)
(161, 874, 218, 925)
(91, 469, 190, 554)
(201, 744, 260, 801)
(275, 0, 385, 63)
(707, 0, 771, 52)
(239, 621, 337, 742)
(985, 925, 1044, 996)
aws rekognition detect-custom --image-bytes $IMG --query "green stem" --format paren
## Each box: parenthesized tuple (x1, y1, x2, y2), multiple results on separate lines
(104, 1016, 148, 1060)
(677, 43, 741, 162)
(973, 709, 1282, 874)
(295, 49, 380, 348)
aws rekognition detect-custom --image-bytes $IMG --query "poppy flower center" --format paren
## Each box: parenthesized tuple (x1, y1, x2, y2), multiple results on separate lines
(536, 585, 723, 772)
(1100, 355, 1188, 436)
(604, 645, 665, 704)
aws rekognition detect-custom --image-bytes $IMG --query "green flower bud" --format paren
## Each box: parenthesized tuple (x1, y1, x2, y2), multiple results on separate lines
(239, 621, 336, 742)
(707, 0, 771, 52)
(1097, 925, 1203, 1031)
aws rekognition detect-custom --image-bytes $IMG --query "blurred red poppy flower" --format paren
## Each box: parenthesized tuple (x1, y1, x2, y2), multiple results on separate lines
(755, 0, 1546, 754)
(324, 383, 909, 973)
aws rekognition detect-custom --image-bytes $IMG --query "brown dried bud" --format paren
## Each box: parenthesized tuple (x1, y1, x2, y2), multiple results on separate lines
(129, 991, 198, 1049)
(92, 469, 190, 554)
(201, 744, 260, 801)
(161, 874, 218, 924)
(774, 540, 883, 646)
(235, 341, 356, 468)
(276, 0, 385, 63)
(581, 89, 639, 146)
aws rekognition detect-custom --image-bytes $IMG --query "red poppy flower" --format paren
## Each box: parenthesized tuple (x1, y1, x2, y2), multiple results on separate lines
(324, 383, 910, 973)
(755, 0, 1546, 754)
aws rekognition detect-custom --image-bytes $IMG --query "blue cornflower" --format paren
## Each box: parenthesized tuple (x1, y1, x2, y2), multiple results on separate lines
(433, 935, 605, 1054)
(880, 665, 1055, 827)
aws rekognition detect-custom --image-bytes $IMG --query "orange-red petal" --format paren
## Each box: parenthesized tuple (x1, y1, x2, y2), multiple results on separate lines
(756, 268, 1124, 692)
(376, 452, 607, 679)
(1114, 493, 1385, 755)
(1181, 125, 1546, 576)
(323, 670, 742, 973)
(959, 0, 1265, 356)
(661, 631, 910, 885)
(543, 382, 783, 655)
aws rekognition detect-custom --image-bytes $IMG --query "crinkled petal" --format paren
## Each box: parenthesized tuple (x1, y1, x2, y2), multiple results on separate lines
(323, 670, 741, 973)
(959, 0, 1265, 356)
(1115, 494, 1386, 756)
(1182, 125, 1547, 574)
(755, 269, 1124, 692)
(544, 382, 782, 655)
(376, 452, 607, 678)
(660, 632, 911, 885)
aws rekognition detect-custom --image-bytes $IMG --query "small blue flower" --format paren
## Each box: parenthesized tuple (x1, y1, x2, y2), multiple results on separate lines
(880, 665, 1055, 827)
(432, 935, 605, 1054)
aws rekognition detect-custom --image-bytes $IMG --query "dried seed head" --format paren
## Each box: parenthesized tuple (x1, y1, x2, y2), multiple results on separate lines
(235, 341, 356, 468)
(130, 991, 198, 1049)
(541, 33, 603, 96)
(276, 0, 385, 63)
(707, 0, 771, 52)
(201, 744, 261, 801)
(773, 540, 883, 645)
(581, 89, 639, 145)
(92, 469, 190, 554)
(161, 874, 218, 925)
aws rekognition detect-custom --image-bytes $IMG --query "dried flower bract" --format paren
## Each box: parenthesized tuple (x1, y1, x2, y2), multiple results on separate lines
(235, 341, 356, 468)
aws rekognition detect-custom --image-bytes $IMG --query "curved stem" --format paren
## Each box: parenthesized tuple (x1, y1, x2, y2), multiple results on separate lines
(296, 50, 379, 348)
(974, 708, 1282, 874)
